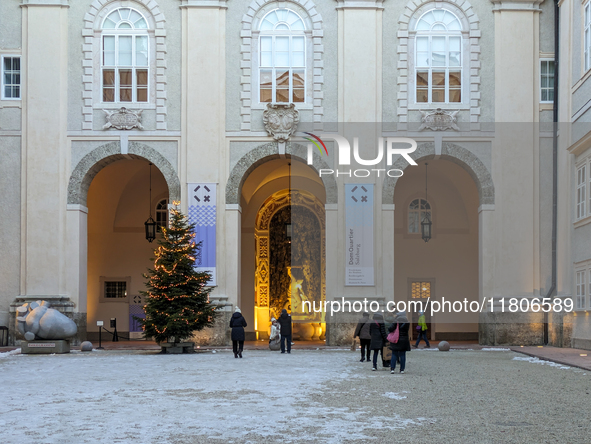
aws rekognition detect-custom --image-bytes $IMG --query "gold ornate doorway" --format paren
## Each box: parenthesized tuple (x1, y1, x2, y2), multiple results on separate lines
(254, 190, 325, 340)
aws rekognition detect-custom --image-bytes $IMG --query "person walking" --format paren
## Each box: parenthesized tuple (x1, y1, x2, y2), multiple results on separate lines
(354, 312, 372, 362)
(230, 307, 247, 358)
(414, 310, 430, 348)
(369, 313, 388, 371)
(278, 309, 292, 354)
(389, 311, 411, 374)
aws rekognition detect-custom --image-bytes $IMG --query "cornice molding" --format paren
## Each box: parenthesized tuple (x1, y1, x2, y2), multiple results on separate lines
(489, 0, 545, 12)
(21, 0, 68, 6)
(335, 0, 384, 10)
(179, 0, 228, 8)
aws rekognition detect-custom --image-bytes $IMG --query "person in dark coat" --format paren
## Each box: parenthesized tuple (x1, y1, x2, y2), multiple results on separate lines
(278, 309, 292, 354)
(354, 312, 372, 362)
(369, 313, 388, 371)
(389, 311, 411, 373)
(230, 307, 247, 358)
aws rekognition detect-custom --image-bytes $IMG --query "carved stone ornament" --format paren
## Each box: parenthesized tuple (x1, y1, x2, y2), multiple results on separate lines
(103, 107, 144, 130)
(419, 108, 460, 131)
(262, 103, 300, 142)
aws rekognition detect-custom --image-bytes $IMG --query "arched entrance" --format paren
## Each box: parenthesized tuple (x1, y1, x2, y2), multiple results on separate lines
(387, 142, 494, 342)
(235, 152, 328, 341)
(254, 189, 325, 340)
(67, 142, 180, 341)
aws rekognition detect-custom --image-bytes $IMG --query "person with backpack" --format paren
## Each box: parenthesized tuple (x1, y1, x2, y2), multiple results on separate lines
(353, 312, 371, 362)
(230, 307, 247, 358)
(369, 313, 388, 371)
(389, 311, 411, 374)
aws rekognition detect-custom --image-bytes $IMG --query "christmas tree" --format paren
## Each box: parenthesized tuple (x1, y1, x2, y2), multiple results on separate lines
(140, 202, 218, 344)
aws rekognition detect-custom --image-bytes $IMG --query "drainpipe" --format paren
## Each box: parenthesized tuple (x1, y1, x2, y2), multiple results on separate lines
(544, 0, 559, 345)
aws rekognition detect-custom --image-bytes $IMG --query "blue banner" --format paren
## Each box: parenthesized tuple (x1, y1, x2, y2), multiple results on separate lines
(188, 183, 217, 286)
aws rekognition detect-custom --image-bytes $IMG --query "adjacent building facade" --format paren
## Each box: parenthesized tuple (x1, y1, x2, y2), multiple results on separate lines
(0, 0, 588, 348)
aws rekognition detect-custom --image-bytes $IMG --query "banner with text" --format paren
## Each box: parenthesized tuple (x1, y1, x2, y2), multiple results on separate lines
(345, 184, 374, 286)
(188, 183, 217, 286)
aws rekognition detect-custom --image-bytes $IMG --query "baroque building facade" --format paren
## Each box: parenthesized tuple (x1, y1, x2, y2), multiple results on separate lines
(0, 0, 588, 349)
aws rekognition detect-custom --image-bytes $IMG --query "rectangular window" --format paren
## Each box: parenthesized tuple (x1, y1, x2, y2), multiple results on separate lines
(2, 56, 21, 100)
(414, 36, 462, 104)
(540, 59, 555, 103)
(586, 3, 591, 71)
(102, 35, 148, 103)
(105, 281, 127, 299)
(258, 35, 306, 103)
(577, 164, 586, 219)
(411, 281, 431, 299)
(576, 270, 586, 310)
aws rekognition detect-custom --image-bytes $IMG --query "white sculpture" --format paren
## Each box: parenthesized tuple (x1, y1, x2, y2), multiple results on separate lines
(16, 301, 77, 341)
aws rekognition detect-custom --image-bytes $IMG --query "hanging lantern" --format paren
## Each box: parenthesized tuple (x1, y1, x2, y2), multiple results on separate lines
(145, 216, 157, 243)
(145, 162, 156, 242)
(421, 214, 432, 242)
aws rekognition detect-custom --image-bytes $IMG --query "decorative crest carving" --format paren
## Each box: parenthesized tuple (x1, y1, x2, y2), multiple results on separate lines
(262, 103, 300, 142)
(103, 107, 144, 130)
(419, 108, 459, 131)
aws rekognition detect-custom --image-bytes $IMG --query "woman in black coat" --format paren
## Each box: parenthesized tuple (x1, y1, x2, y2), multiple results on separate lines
(368, 313, 388, 371)
(230, 307, 247, 358)
(388, 312, 411, 374)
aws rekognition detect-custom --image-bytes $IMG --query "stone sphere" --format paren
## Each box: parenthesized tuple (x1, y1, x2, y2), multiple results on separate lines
(438, 341, 450, 351)
(80, 341, 93, 352)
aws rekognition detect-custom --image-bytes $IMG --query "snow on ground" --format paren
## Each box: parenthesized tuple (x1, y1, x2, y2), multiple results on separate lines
(512, 355, 571, 369)
(1, 348, 590, 444)
(0, 349, 20, 359)
(0, 349, 425, 444)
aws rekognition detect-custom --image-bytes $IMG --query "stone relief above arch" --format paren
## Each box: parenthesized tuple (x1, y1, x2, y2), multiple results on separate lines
(225, 142, 338, 205)
(81, 0, 167, 130)
(68, 141, 181, 206)
(382, 142, 494, 206)
(240, 0, 324, 131)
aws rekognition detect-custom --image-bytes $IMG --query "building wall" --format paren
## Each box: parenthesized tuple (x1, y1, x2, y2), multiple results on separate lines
(1, 0, 579, 347)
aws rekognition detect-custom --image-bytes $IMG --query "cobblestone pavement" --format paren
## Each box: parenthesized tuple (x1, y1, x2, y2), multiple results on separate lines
(0, 348, 589, 444)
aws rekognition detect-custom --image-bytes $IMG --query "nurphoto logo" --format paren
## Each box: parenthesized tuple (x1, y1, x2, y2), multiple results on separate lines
(301, 133, 419, 178)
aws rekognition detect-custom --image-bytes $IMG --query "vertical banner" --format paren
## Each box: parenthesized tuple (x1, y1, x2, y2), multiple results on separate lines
(129, 294, 145, 340)
(345, 184, 374, 286)
(188, 183, 217, 286)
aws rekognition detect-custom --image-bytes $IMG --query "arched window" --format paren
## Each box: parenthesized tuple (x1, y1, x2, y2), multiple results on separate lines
(156, 199, 168, 233)
(101, 7, 149, 103)
(408, 198, 431, 234)
(414, 8, 463, 104)
(258, 8, 306, 103)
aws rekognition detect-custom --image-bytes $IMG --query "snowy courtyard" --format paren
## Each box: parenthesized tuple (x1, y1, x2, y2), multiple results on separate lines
(1, 348, 590, 443)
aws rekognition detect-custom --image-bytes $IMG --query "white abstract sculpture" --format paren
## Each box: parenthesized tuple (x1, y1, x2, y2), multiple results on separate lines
(16, 301, 77, 341)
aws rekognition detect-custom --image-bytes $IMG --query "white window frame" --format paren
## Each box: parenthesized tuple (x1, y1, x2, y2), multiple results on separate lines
(1, 55, 21, 100)
(576, 270, 586, 310)
(585, 2, 591, 72)
(100, 8, 150, 105)
(576, 164, 587, 220)
(156, 198, 168, 233)
(408, 198, 432, 234)
(411, 8, 466, 107)
(257, 8, 307, 105)
(540, 58, 555, 103)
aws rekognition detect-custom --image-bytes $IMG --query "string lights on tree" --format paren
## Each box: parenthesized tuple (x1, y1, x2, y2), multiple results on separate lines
(139, 201, 219, 344)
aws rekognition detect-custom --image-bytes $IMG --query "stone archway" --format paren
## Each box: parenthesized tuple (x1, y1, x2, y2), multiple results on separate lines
(225, 142, 338, 205)
(254, 190, 326, 340)
(68, 141, 180, 206)
(382, 142, 494, 205)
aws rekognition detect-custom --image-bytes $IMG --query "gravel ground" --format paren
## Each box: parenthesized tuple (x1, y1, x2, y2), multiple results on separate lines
(0, 348, 589, 444)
